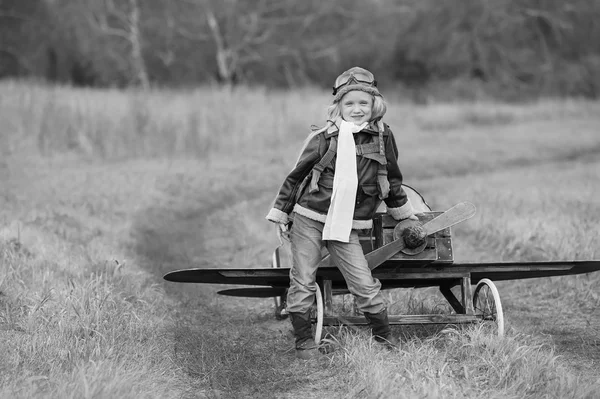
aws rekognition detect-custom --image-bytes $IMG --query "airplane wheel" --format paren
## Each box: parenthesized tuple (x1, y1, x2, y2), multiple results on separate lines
(310, 284, 324, 344)
(473, 279, 504, 337)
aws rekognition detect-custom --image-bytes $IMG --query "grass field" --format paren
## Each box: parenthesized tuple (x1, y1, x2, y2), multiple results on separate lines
(1, 81, 599, 398)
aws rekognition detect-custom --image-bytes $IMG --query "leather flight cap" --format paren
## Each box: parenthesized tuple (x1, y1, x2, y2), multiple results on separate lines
(332, 67, 382, 102)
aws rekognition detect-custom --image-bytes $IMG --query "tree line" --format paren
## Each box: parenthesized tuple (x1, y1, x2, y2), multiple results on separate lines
(2, 0, 599, 99)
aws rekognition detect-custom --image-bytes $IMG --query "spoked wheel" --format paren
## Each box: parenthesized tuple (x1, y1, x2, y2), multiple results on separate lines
(473, 278, 504, 337)
(310, 284, 324, 344)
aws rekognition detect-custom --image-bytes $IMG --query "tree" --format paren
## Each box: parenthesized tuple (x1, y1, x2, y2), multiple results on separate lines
(0, 0, 51, 77)
(87, 0, 150, 88)
(3, 0, 600, 97)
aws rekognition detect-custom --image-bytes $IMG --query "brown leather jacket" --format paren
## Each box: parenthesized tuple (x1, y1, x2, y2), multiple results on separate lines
(266, 120, 414, 229)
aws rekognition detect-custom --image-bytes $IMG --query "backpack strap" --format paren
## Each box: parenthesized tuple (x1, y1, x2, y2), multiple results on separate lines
(377, 165, 390, 200)
(376, 122, 390, 199)
(352, 129, 390, 199)
(308, 136, 337, 193)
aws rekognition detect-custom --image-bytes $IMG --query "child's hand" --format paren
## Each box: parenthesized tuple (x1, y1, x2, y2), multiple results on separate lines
(406, 214, 419, 221)
(277, 223, 291, 242)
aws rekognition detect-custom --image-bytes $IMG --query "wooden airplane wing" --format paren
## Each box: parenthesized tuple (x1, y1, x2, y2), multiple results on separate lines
(164, 260, 600, 291)
(461, 260, 600, 284)
(163, 267, 293, 287)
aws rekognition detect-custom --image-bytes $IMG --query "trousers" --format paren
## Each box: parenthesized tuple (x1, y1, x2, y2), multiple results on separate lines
(286, 213, 386, 314)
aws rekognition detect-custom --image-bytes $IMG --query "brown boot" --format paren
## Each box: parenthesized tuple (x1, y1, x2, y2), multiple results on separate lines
(364, 308, 400, 349)
(289, 311, 321, 359)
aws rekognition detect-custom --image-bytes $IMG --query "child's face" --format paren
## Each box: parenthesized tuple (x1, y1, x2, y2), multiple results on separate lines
(340, 91, 373, 125)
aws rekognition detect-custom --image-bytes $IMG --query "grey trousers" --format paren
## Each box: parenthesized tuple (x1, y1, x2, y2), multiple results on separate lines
(286, 213, 386, 314)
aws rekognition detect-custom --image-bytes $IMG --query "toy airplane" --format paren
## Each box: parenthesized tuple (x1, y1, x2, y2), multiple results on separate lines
(164, 186, 600, 339)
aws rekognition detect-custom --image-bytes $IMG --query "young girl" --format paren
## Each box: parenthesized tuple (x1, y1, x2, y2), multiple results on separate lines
(266, 67, 417, 359)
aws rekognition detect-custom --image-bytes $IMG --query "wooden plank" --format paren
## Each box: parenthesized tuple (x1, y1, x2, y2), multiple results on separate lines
(461, 277, 474, 315)
(322, 314, 479, 326)
(439, 284, 464, 314)
(436, 238, 453, 261)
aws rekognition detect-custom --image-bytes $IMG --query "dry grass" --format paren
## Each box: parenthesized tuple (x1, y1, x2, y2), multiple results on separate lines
(1, 80, 599, 398)
(323, 326, 594, 399)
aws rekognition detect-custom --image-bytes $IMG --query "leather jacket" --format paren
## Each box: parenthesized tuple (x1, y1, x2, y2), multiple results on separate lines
(266, 120, 414, 229)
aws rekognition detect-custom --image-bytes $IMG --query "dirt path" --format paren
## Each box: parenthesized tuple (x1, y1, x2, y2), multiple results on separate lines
(127, 162, 336, 397)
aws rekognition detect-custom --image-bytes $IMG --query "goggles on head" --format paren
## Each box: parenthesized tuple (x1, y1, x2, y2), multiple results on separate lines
(332, 73, 377, 96)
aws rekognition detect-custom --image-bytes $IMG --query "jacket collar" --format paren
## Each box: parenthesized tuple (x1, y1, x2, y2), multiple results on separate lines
(325, 118, 381, 138)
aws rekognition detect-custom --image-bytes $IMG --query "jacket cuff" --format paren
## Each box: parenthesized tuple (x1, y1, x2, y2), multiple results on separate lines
(388, 198, 415, 220)
(266, 208, 289, 224)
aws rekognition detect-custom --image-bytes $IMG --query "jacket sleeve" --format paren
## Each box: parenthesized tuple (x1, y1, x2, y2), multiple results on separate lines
(266, 133, 324, 224)
(383, 127, 415, 220)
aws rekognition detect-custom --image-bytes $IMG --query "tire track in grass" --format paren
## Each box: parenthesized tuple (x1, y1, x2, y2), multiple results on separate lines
(129, 160, 343, 398)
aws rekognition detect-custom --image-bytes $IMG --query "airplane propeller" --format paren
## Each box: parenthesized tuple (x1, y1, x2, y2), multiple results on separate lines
(365, 202, 476, 270)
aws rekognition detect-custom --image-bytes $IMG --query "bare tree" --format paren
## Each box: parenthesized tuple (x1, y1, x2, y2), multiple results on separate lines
(0, 1, 48, 77)
(177, 0, 294, 85)
(87, 0, 150, 88)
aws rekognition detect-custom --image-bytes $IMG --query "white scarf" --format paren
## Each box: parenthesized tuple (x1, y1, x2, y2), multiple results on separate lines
(322, 120, 367, 242)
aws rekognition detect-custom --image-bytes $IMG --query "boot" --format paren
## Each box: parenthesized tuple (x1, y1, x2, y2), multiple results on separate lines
(364, 308, 400, 349)
(289, 311, 320, 360)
